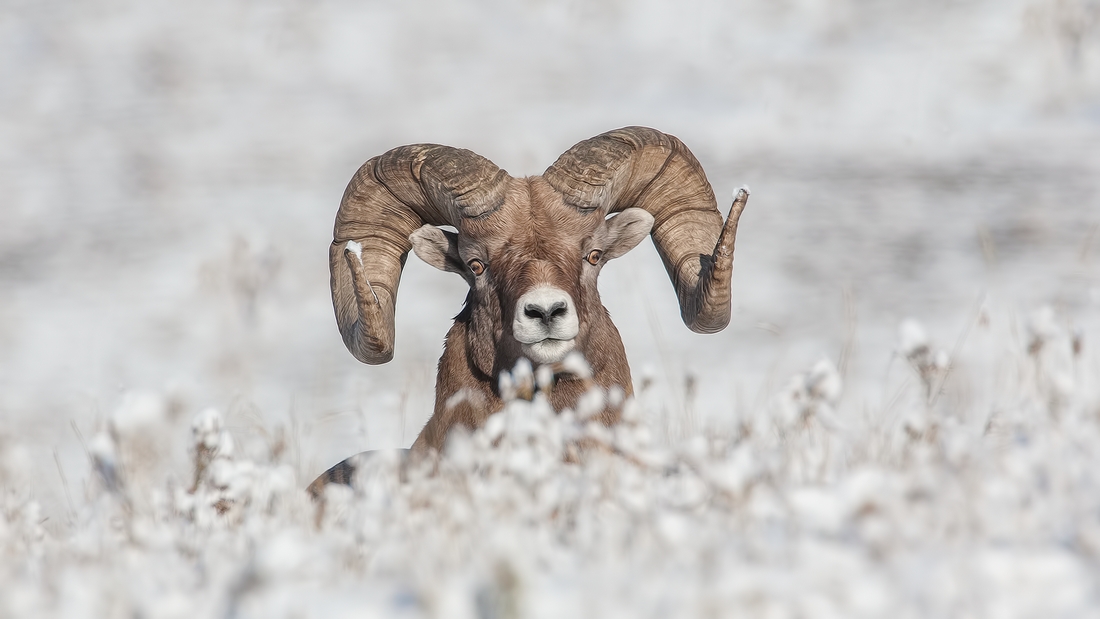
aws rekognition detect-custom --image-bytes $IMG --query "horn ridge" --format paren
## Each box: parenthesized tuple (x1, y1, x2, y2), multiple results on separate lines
(331, 144, 509, 364)
(544, 126, 747, 334)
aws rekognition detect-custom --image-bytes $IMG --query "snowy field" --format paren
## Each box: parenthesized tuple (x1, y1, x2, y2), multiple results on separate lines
(2, 0, 1100, 616)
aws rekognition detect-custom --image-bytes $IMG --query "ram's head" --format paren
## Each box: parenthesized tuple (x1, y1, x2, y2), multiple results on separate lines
(330, 126, 747, 453)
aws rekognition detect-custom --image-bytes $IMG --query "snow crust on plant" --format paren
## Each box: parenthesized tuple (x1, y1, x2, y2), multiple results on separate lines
(3, 307, 1099, 618)
(561, 351, 592, 379)
(898, 318, 929, 358)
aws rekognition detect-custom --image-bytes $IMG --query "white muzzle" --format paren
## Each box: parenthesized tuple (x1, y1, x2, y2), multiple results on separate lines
(512, 286, 579, 365)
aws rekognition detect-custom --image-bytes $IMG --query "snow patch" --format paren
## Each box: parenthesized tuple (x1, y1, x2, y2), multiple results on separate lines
(345, 240, 364, 265)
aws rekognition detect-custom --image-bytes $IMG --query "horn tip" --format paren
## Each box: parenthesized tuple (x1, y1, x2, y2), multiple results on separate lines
(344, 240, 364, 265)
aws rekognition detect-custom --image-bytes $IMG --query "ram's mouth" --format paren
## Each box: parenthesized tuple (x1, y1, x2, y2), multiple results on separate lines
(521, 338, 576, 365)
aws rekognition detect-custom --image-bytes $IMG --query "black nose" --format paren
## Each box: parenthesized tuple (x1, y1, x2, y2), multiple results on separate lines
(524, 301, 568, 325)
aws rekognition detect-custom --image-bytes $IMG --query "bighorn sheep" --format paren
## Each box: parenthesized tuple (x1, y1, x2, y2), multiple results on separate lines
(309, 126, 748, 496)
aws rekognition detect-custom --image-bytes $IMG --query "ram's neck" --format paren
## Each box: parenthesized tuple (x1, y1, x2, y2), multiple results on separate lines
(412, 319, 500, 453)
(569, 308, 635, 414)
(410, 309, 634, 453)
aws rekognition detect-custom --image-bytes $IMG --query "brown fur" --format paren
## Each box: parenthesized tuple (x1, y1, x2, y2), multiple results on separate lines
(412, 178, 633, 452)
(314, 127, 748, 498)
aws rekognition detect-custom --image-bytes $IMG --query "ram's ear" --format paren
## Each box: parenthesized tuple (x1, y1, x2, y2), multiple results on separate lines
(603, 208, 655, 260)
(409, 225, 467, 279)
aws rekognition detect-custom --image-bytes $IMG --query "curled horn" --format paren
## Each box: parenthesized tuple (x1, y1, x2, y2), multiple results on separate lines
(544, 126, 748, 334)
(332, 145, 510, 363)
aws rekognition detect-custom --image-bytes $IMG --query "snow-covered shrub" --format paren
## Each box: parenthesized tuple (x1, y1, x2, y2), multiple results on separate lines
(2, 308, 1099, 618)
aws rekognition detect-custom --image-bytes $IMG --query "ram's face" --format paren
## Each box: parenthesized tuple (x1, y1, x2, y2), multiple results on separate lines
(409, 178, 654, 369)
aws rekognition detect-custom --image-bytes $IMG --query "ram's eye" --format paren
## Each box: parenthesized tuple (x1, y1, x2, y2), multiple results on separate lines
(468, 259, 486, 276)
(585, 249, 603, 265)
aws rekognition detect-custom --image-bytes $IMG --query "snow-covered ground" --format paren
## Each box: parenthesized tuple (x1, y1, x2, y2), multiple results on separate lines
(2, 0, 1099, 616)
